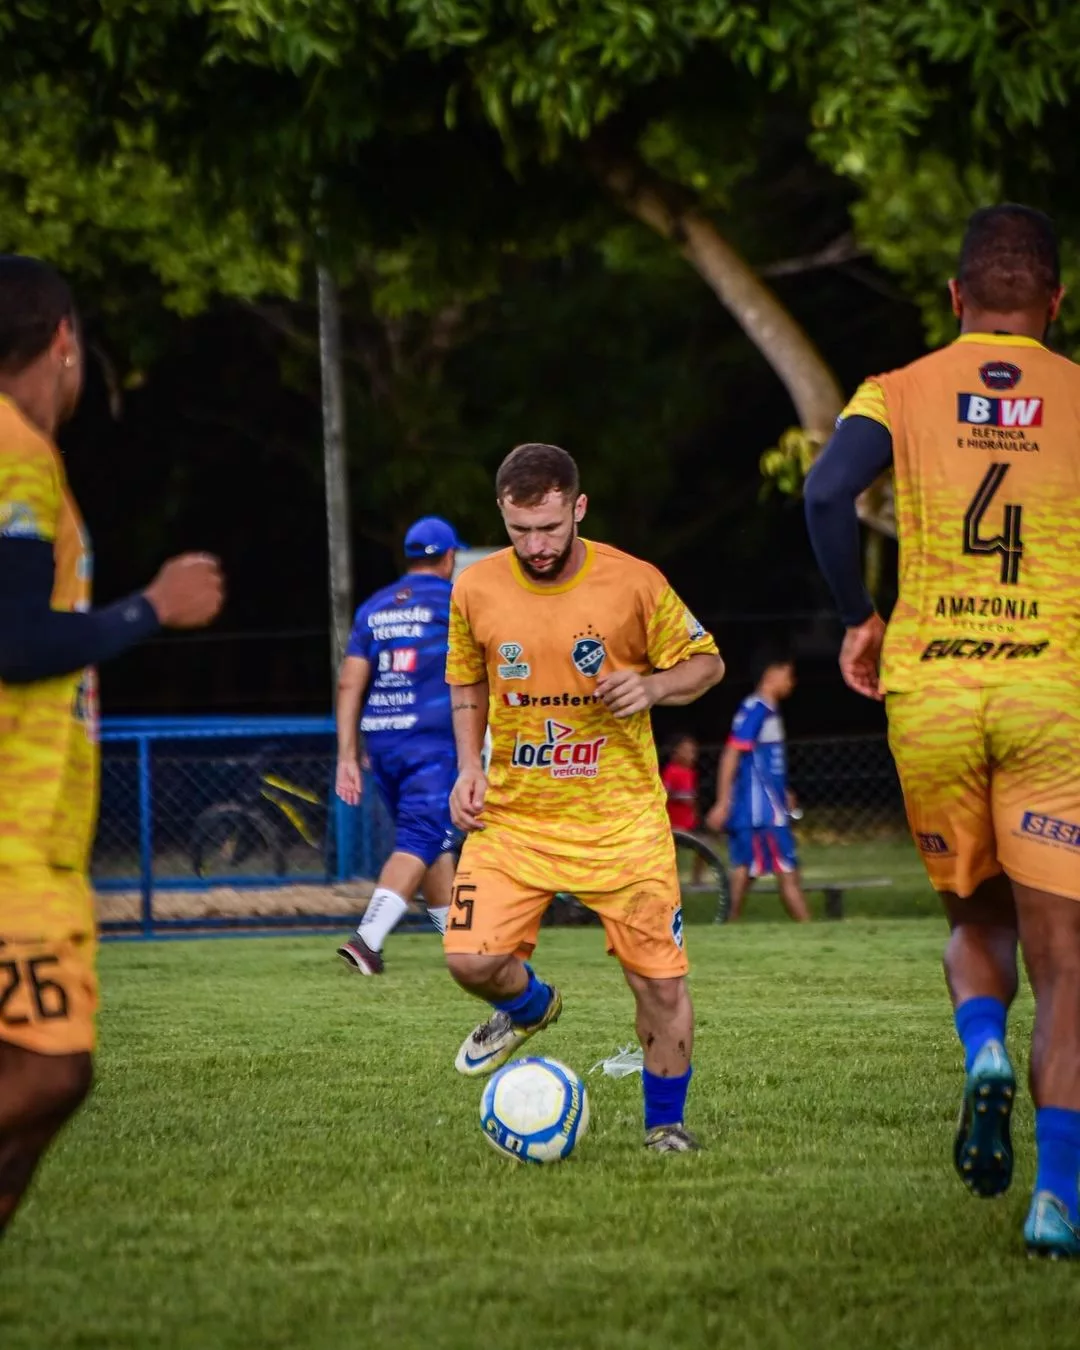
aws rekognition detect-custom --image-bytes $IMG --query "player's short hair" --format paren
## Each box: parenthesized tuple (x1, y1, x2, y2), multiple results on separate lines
(958, 205, 1060, 312)
(753, 647, 795, 684)
(496, 443, 580, 506)
(0, 256, 75, 374)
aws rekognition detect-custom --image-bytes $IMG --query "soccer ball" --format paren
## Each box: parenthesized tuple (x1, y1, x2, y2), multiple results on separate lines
(480, 1056, 591, 1164)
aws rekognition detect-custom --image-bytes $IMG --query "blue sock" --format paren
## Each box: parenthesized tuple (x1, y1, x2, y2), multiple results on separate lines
(642, 1067, 692, 1131)
(493, 965, 552, 1027)
(1035, 1107, 1080, 1223)
(954, 996, 1007, 1072)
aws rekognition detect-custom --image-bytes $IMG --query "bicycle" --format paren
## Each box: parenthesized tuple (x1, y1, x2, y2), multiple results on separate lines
(188, 746, 329, 879)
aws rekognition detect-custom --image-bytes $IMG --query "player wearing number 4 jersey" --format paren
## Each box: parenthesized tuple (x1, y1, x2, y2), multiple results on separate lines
(0, 257, 223, 1240)
(445, 444, 724, 1153)
(806, 204, 1080, 1258)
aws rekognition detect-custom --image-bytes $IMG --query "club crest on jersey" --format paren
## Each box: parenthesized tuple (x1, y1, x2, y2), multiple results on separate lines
(671, 907, 684, 949)
(511, 719, 606, 779)
(497, 642, 530, 680)
(570, 627, 606, 678)
(0, 502, 41, 539)
(979, 361, 1022, 391)
(73, 670, 99, 743)
(957, 393, 1042, 427)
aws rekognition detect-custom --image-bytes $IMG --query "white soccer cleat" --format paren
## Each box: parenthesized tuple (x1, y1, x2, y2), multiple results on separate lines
(454, 987, 563, 1077)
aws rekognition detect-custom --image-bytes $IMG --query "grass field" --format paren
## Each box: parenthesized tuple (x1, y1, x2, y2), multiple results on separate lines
(1, 918, 1072, 1350)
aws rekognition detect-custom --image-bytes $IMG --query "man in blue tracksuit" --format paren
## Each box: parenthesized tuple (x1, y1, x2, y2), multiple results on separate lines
(335, 516, 464, 974)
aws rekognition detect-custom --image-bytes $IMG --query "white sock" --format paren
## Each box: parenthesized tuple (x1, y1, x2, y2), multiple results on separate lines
(427, 905, 450, 936)
(357, 887, 409, 952)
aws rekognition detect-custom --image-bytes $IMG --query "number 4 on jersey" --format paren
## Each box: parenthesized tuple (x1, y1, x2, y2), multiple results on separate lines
(963, 463, 1023, 584)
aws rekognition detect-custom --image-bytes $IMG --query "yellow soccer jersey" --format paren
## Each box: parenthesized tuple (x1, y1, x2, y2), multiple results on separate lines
(0, 396, 98, 880)
(839, 334, 1080, 691)
(446, 540, 718, 888)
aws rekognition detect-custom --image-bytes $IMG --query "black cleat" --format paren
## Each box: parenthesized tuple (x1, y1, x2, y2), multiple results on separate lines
(644, 1123, 701, 1153)
(337, 935, 384, 975)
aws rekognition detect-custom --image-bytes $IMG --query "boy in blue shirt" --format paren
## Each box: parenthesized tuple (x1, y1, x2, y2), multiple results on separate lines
(706, 655, 810, 922)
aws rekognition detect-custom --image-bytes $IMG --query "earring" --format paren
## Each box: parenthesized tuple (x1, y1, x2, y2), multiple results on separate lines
(62, 356, 75, 368)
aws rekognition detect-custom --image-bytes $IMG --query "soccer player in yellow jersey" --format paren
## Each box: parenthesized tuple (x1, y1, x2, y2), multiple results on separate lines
(444, 443, 724, 1152)
(805, 205, 1080, 1257)
(0, 256, 224, 1239)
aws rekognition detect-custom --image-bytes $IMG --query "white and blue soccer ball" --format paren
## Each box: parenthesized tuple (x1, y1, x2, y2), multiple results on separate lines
(480, 1056, 590, 1164)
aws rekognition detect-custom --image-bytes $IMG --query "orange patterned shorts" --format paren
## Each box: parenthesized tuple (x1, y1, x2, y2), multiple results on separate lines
(0, 867, 98, 1055)
(888, 684, 1080, 901)
(444, 832, 688, 978)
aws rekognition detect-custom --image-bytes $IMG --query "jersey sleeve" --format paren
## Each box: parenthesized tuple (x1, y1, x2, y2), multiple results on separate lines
(345, 605, 372, 660)
(0, 442, 60, 544)
(729, 701, 768, 750)
(837, 378, 890, 431)
(645, 584, 719, 670)
(445, 592, 486, 685)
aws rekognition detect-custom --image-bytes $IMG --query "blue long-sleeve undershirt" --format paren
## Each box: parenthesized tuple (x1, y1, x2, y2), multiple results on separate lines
(803, 415, 894, 627)
(0, 538, 159, 684)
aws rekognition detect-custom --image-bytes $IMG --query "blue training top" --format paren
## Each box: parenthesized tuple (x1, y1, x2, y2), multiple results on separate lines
(345, 573, 454, 748)
(727, 695, 789, 830)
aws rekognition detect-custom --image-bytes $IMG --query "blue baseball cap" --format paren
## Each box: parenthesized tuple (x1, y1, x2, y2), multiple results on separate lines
(403, 515, 467, 558)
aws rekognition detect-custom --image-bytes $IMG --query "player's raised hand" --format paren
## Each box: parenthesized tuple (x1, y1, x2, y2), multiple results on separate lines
(839, 613, 887, 701)
(596, 669, 655, 718)
(336, 758, 363, 806)
(450, 766, 487, 832)
(144, 554, 225, 629)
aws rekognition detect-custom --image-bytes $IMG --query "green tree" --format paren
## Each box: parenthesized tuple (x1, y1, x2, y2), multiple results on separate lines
(7, 0, 1080, 551)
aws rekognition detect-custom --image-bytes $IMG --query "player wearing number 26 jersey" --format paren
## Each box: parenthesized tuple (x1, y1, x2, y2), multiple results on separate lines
(806, 205, 1080, 1259)
(0, 256, 223, 1240)
(445, 444, 724, 1153)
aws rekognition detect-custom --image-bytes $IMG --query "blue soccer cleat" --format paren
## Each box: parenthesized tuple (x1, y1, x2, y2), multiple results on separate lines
(1025, 1191, 1080, 1260)
(953, 1039, 1015, 1198)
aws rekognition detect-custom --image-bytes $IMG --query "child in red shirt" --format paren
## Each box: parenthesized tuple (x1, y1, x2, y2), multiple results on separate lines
(662, 735, 701, 832)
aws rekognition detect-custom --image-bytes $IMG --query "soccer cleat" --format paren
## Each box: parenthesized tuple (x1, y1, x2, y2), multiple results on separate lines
(953, 1038, 1015, 1198)
(454, 986, 563, 1077)
(1024, 1191, 1080, 1260)
(644, 1124, 700, 1153)
(337, 935, 384, 976)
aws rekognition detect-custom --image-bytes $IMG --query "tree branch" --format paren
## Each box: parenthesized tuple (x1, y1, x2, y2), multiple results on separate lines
(585, 137, 844, 438)
(759, 232, 864, 277)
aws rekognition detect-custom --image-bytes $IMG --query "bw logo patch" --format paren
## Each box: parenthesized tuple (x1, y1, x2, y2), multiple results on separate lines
(571, 627, 606, 678)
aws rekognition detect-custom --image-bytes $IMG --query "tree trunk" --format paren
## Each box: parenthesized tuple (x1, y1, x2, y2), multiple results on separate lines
(317, 264, 355, 685)
(588, 142, 896, 539)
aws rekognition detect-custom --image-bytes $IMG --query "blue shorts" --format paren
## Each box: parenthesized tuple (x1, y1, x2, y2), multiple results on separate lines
(727, 826, 798, 878)
(368, 744, 458, 868)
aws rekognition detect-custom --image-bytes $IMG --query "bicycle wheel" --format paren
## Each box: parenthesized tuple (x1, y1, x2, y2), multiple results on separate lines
(672, 829, 731, 925)
(189, 803, 286, 879)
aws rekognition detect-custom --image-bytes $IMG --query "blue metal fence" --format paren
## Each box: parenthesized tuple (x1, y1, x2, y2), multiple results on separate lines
(94, 716, 395, 937)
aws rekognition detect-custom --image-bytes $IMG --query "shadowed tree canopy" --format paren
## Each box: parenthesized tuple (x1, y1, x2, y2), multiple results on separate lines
(2, 0, 1080, 557)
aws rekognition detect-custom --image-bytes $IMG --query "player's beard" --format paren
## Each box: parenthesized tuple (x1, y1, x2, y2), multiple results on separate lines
(516, 525, 577, 582)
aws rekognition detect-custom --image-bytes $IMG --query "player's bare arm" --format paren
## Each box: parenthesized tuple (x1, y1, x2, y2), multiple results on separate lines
(838, 614, 887, 702)
(596, 652, 724, 719)
(450, 679, 489, 831)
(706, 742, 739, 831)
(335, 655, 370, 806)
